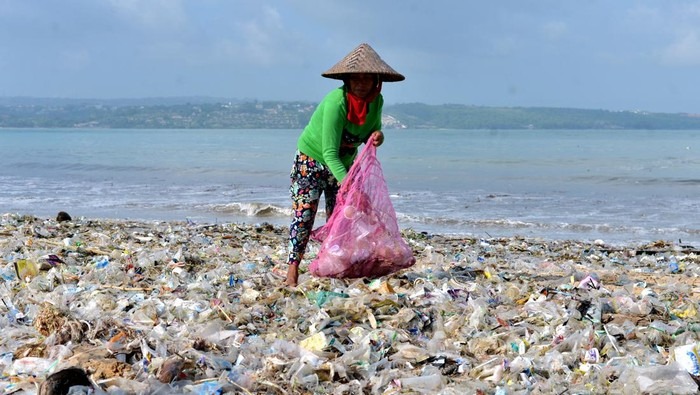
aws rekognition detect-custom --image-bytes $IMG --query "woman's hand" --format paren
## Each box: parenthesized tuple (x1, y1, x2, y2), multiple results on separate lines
(370, 130, 384, 147)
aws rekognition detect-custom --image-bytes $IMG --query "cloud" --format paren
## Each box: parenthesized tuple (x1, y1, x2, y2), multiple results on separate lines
(59, 49, 92, 71)
(661, 31, 700, 65)
(209, 5, 311, 69)
(233, 6, 284, 66)
(659, 4, 700, 66)
(625, 3, 700, 66)
(105, 0, 188, 32)
(489, 36, 519, 57)
(541, 21, 568, 41)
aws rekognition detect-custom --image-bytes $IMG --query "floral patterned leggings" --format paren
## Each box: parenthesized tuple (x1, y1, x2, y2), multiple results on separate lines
(287, 151, 340, 266)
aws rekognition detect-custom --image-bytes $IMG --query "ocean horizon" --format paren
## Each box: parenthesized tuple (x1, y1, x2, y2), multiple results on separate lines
(2, 127, 699, 247)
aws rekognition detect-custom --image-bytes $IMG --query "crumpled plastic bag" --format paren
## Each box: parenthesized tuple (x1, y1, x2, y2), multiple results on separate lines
(309, 138, 415, 278)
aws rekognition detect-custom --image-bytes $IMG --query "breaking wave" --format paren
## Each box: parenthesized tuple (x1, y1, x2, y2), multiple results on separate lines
(211, 202, 291, 217)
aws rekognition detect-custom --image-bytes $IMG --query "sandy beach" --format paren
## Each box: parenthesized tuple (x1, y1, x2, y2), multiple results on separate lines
(2, 212, 700, 394)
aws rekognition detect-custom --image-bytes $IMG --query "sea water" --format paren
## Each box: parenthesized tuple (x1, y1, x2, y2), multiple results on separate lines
(1, 128, 699, 246)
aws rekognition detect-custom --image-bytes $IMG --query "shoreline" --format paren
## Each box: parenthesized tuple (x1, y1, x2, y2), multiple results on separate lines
(2, 212, 700, 393)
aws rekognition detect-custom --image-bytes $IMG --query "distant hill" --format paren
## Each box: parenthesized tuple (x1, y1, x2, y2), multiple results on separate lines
(1, 97, 699, 130)
(385, 103, 700, 130)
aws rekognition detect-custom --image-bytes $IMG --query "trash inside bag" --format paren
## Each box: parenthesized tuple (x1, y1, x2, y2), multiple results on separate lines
(309, 140, 415, 278)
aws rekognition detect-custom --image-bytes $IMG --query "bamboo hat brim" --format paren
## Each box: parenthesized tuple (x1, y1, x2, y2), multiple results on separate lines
(322, 43, 405, 82)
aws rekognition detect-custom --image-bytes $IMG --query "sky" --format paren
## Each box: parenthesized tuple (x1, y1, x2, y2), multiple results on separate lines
(2, 0, 700, 113)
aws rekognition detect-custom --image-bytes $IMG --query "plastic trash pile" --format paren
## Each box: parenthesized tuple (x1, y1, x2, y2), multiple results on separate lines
(2, 212, 700, 394)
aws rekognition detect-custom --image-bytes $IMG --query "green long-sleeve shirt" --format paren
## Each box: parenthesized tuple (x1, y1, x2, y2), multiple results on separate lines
(297, 86, 383, 183)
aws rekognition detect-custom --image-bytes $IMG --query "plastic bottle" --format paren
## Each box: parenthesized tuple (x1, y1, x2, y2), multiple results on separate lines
(674, 343, 700, 375)
(0, 352, 13, 370)
(399, 373, 444, 394)
(669, 257, 680, 273)
(95, 257, 109, 269)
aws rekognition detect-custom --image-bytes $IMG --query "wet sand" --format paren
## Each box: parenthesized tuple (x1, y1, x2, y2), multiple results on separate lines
(2, 213, 700, 394)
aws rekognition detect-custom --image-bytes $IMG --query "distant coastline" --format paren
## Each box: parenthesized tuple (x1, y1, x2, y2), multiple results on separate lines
(1, 97, 699, 130)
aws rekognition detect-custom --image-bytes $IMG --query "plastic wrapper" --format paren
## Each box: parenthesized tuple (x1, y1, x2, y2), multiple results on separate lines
(615, 362, 698, 394)
(2, 213, 700, 393)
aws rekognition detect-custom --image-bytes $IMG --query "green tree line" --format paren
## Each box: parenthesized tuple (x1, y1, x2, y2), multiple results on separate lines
(1, 99, 699, 129)
(386, 103, 700, 129)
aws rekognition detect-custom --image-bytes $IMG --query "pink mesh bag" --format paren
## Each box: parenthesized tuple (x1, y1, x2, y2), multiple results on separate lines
(309, 139, 415, 278)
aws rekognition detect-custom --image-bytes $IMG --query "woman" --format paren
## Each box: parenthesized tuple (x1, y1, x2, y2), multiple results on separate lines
(283, 43, 405, 286)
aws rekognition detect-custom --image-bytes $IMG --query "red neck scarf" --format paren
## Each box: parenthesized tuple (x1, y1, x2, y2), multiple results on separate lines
(346, 82, 382, 125)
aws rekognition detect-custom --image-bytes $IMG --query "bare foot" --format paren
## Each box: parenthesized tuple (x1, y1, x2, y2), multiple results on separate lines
(284, 264, 299, 287)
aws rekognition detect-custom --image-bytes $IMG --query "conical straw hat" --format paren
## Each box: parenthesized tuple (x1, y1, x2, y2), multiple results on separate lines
(322, 43, 405, 82)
